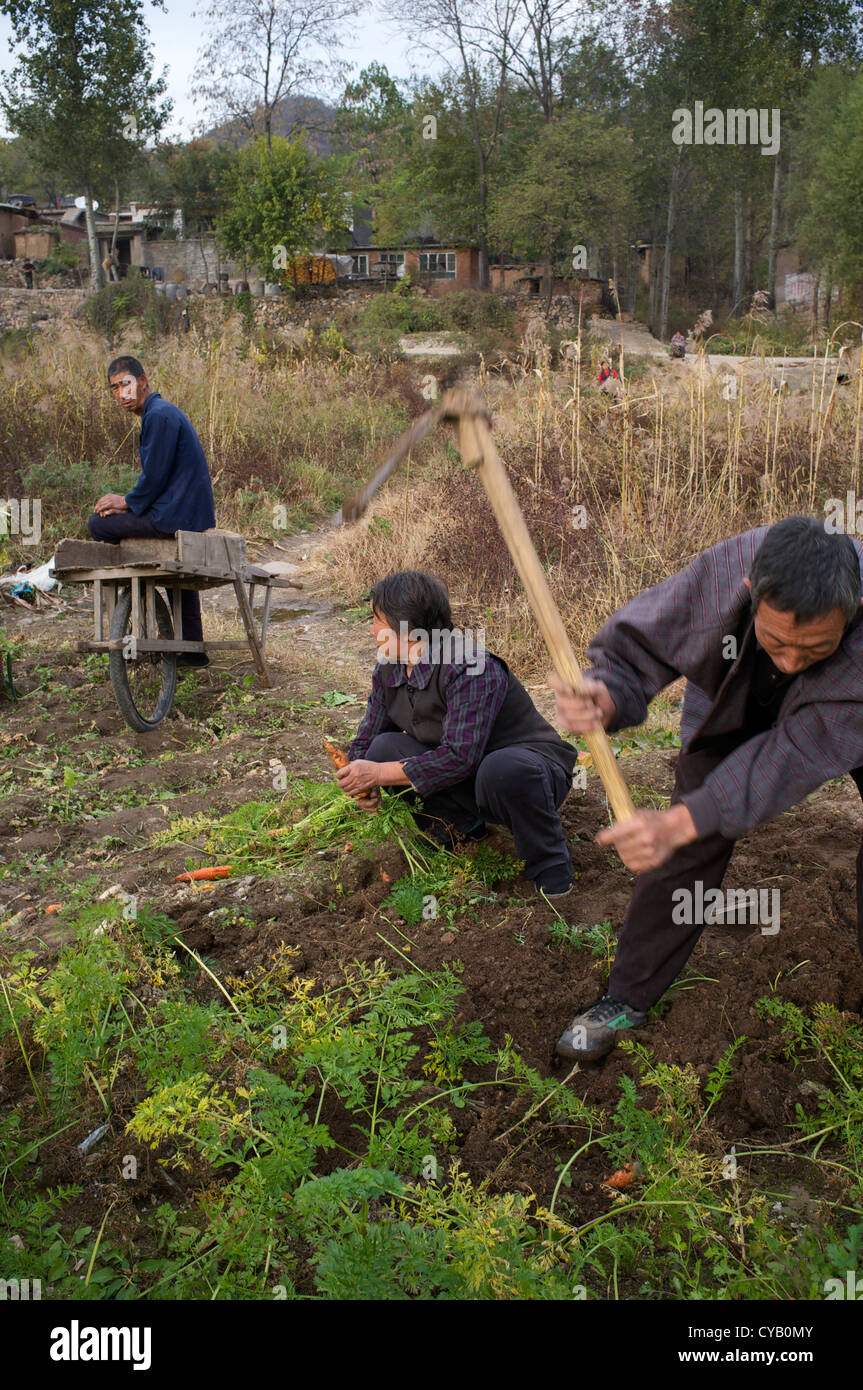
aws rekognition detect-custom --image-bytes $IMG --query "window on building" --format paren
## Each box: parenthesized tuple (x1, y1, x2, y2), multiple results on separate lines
(418, 251, 456, 277)
(378, 252, 405, 265)
(351, 254, 369, 276)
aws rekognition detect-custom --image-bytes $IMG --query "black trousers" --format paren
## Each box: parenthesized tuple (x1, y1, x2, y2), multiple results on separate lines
(86, 511, 203, 643)
(365, 730, 573, 881)
(608, 748, 863, 1011)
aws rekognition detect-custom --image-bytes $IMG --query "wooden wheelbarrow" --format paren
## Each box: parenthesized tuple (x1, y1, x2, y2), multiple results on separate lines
(51, 529, 302, 731)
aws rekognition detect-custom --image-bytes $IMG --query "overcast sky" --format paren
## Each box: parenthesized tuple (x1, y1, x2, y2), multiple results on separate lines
(0, 1, 431, 140)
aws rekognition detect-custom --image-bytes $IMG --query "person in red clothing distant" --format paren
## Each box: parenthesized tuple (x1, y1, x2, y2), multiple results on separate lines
(597, 358, 619, 384)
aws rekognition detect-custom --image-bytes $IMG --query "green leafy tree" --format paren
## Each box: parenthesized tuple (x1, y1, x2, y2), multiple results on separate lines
(0, 134, 61, 203)
(489, 107, 634, 315)
(383, 0, 520, 286)
(218, 136, 350, 288)
(0, 0, 170, 289)
(142, 139, 239, 282)
(333, 63, 411, 195)
(792, 66, 863, 308)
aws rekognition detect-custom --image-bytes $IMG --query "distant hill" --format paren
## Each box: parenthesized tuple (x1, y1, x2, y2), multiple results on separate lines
(205, 95, 337, 156)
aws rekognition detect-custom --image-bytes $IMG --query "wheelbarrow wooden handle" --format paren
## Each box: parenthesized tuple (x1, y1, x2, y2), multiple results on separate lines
(451, 396, 636, 824)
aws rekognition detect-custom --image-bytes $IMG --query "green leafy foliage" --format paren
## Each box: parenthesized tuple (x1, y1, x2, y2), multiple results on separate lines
(382, 842, 521, 926)
(218, 136, 349, 287)
(756, 996, 863, 1165)
(155, 782, 425, 876)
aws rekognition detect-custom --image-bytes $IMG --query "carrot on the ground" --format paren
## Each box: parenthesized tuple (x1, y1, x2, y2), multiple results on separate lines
(175, 866, 233, 882)
(603, 1162, 641, 1190)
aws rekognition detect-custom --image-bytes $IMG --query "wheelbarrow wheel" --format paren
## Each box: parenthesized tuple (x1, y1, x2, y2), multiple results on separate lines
(108, 587, 178, 731)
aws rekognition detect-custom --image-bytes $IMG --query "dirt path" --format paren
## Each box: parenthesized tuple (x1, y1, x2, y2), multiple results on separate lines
(587, 313, 841, 394)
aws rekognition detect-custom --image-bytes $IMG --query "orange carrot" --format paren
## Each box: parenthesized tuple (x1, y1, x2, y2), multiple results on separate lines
(323, 737, 349, 769)
(603, 1162, 641, 1190)
(175, 866, 233, 883)
(323, 737, 380, 809)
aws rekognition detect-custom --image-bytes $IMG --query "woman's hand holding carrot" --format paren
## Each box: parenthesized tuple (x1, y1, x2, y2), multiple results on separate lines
(324, 738, 381, 809)
(335, 759, 381, 797)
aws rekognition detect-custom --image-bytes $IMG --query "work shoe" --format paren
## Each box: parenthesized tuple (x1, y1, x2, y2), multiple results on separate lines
(556, 995, 648, 1062)
(535, 865, 575, 898)
(177, 653, 210, 669)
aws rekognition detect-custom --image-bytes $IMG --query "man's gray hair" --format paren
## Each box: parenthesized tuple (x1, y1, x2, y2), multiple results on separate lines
(749, 516, 861, 625)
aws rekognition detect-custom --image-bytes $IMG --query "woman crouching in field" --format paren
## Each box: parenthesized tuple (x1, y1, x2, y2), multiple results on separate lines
(335, 569, 577, 897)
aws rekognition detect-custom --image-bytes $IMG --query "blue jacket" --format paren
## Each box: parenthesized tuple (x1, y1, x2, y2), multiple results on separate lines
(124, 392, 216, 534)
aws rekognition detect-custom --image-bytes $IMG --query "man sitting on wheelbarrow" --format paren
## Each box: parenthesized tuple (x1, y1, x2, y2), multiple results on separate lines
(87, 356, 215, 668)
(336, 569, 578, 897)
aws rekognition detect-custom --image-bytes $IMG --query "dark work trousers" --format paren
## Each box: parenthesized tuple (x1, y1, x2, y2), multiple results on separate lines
(608, 748, 863, 1011)
(364, 730, 573, 880)
(86, 511, 203, 643)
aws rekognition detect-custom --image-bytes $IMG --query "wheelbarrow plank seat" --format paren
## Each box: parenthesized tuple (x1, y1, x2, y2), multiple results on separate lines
(53, 529, 248, 576)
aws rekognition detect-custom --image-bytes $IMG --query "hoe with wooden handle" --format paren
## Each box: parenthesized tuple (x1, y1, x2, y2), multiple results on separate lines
(337, 387, 636, 823)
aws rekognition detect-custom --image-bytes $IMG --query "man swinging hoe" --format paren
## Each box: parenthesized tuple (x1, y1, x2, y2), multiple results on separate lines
(551, 516, 863, 1062)
(338, 396, 853, 1072)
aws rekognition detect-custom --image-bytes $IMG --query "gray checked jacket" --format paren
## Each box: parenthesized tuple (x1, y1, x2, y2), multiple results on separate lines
(584, 527, 863, 840)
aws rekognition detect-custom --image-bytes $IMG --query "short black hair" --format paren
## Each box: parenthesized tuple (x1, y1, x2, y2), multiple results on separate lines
(749, 516, 861, 625)
(107, 356, 146, 381)
(369, 570, 452, 633)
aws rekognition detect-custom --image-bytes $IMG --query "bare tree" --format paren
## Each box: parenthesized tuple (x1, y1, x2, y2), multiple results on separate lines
(492, 0, 598, 121)
(192, 0, 362, 149)
(384, 0, 518, 288)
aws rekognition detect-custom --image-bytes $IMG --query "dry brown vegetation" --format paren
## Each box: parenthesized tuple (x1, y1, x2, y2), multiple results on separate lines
(322, 346, 863, 672)
(3, 316, 863, 677)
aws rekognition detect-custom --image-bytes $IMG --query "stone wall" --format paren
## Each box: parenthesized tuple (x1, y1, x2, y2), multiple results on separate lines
(0, 287, 86, 333)
(138, 237, 244, 285)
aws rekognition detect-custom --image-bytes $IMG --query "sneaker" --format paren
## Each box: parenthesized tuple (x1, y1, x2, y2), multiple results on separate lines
(535, 866, 575, 899)
(556, 994, 648, 1062)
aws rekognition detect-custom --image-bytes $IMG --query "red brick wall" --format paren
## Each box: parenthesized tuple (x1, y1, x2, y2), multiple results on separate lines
(364, 248, 480, 291)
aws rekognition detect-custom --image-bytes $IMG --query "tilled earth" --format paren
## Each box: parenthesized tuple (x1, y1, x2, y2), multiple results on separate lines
(2, 583, 862, 1244)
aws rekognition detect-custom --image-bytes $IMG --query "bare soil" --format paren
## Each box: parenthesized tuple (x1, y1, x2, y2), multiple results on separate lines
(2, 538, 862, 1226)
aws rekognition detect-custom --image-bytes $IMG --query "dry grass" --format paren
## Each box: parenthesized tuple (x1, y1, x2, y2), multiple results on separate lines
(0, 319, 425, 556)
(4, 316, 863, 682)
(320, 343, 863, 675)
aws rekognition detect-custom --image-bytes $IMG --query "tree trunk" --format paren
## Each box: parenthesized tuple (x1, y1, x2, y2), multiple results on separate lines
(732, 187, 743, 312)
(744, 193, 754, 302)
(85, 184, 103, 292)
(767, 155, 781, 304)
(199, 235, 211, 284)
(108, 180, 120, 280)
(544, 239, 554, 319)
(705, 221, 718, 305)
(659, 165, 679, 344)
(625, 236, 637, 315)
(477, 238, 489, 290)
(477, 154, 490, 290)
